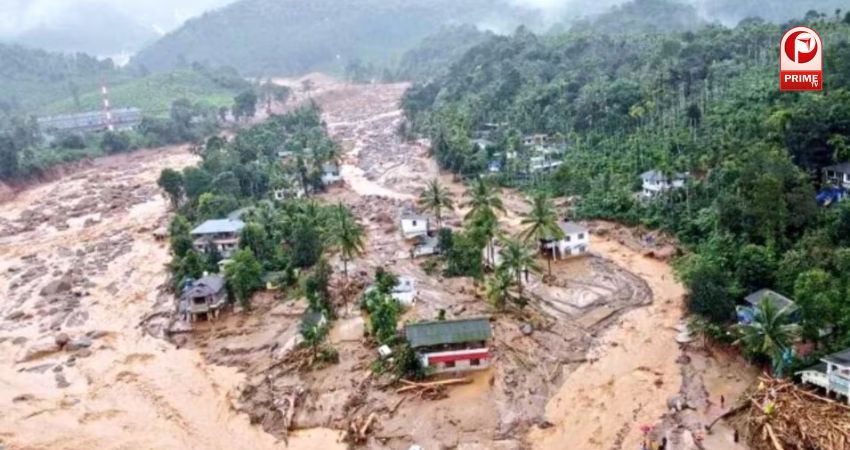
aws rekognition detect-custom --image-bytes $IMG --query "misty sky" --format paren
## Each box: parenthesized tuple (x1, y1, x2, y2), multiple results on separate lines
(0, 0, 237, 38)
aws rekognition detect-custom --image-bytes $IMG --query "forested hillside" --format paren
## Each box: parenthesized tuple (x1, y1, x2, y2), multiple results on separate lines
(0, 43, 131, 114)
(394, 25, 495, 82)
(404, 8, 850, 359)
(131, 0, 543, 76)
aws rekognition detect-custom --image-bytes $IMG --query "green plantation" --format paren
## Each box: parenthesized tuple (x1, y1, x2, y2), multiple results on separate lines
(403, 8, 850, 366)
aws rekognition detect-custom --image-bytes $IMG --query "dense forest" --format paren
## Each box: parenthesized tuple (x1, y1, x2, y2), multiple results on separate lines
(130, 0, 544, 76)
(403, 5, 850, 368)
(394, 25, 495, 82)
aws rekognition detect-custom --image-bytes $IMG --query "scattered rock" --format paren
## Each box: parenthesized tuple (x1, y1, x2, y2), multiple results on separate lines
(12, 393, 35, 403)
(666, 395, 688, 412)
(67, 336, 93, 351)
(537, 420, 554, 430)
(6, 310, 26, 321)
(75, 349, 93, 358)
(86, 330, 110, 340)
(520, 323, 534, 336)
(19, 340, 61, 363)
(676, 354, 691, 365)
(40, 277, 72, 296)
(54, 333, 71, 348)
(55, 372, 70, 389)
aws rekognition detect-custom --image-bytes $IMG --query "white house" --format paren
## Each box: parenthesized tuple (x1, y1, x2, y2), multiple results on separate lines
(364, 276, 418, 307)
(390, 276, 417, 306)
(522, 134, 549, 147)
(640, 170, 687, 197)
(191, 219, 245, 258)
(273, 185, 306, 201)
(798, 348, 850, 404)
(400, 212, 430, 240)
(321, 163, 342, 185)
(472, 138, 493, 152)
(542, 221, 590, 260)
(412, 234, 440, 258)
(529, 155, 563, 173)
(823, 162, 850, 189)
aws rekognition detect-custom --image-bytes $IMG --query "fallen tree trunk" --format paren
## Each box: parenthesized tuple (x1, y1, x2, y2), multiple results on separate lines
(395, 377, 471, 394)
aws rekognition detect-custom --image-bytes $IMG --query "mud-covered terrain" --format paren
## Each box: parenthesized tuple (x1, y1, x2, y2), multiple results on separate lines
(0, 76, 754, 450)
(0, 147, 342, 450)
(176, 77, 700, 450)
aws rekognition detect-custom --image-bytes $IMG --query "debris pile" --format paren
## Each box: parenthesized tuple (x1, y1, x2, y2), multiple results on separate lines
(730, 376, 850, 450)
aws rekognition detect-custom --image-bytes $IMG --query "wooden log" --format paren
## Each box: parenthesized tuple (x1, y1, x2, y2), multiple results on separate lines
(395, 377, 472, 394)
(798, 388, 850, 411)
(766, 424, 785, 450)
(359, 412, 376, 439)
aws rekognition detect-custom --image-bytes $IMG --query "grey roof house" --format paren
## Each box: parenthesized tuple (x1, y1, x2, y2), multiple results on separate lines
(404, 318, 493, 375)
(180, 275, 228, 322)
(190, 219, 245, 258)
(405, 318, 492, 349)
(744, 289, 795, 310)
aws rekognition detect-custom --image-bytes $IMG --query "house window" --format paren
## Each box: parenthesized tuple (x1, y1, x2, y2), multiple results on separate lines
(565, 235, 571, 242)
(445, 361, 456, 368)
(578, 233, 585, 240)
(470, 359, 480, 366)
(412, 220, 417, 227)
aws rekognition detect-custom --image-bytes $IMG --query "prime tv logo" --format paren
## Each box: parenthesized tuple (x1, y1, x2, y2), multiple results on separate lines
(780, 26, 823, 91)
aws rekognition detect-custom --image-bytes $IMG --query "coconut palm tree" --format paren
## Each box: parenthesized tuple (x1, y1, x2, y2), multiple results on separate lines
(519, 192, 563, 277)
(329, 202, 365, 279)
(419, 178, 454, 229)
(735, 297, 800, 376)
(464, 177, 505, 221)
(499, 239, 540, 297)
(465, 177, 504, 266)
(485, 269, 514, 312)
(470, 209, 501, 268)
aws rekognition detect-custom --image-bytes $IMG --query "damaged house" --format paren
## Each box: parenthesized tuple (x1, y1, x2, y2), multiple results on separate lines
(179, 275, 228, 322)
(405, 318, 492, 375)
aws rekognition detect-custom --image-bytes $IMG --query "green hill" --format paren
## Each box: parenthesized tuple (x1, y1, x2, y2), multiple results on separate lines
(0, 43, 131, 114)
(41, 67, 249, 117)
(131, 0, 544, 76)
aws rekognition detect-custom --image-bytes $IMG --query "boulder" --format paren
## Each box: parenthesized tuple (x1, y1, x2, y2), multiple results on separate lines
(40, 278, 72, 296)
(5, 310, 25, 321)
(19, 340, 61, 363)
(54, 333, 71, 348)
(67, 336, 93, 351)
(666, 395, 688, 412)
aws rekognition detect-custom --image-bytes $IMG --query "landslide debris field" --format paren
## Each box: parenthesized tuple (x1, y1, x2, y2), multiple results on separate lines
(0, 76, 753, 450)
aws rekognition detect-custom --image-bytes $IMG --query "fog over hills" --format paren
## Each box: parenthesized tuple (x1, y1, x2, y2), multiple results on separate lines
(0, 0, 234, 58)
(1, 0, 846, 70)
